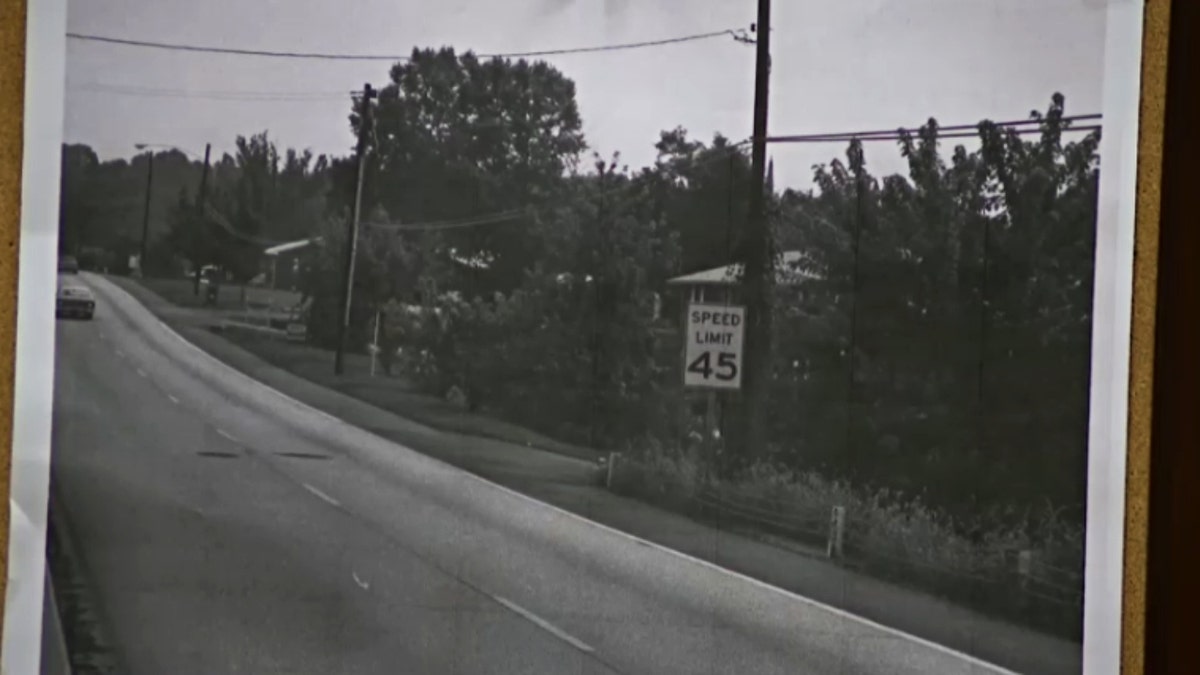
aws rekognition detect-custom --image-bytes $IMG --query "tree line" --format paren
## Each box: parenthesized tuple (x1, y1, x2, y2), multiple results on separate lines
(59, 47, 1099, 542)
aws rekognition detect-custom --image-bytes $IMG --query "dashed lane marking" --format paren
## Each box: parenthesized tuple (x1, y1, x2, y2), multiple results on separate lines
(492, 595, 594, 654)
(302, 483, 341, 508)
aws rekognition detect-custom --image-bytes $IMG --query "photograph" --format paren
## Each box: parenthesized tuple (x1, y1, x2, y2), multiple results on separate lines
(0, 0, 1148, 673)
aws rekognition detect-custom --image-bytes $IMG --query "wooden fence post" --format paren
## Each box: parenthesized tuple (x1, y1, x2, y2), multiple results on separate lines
(605, 452, 620, 490)
(1017, 549, 1035, 591)
(827, 505, 846, 559)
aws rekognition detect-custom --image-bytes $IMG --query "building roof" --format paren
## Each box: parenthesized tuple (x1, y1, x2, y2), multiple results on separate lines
(264, 238, 321, 257)
(666, 250, 822, 287)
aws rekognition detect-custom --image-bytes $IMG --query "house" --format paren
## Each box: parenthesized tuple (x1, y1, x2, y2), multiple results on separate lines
(263, 237, 322, 291)
(665, 249, 822, 308)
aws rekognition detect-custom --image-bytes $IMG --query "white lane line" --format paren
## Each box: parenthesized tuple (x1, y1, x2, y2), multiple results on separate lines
(168, 394, 180, 405)
(352, 571, 370, 591)
(114, 349, 124, 359)
(216, 428, 239, 444)
(302, 483, 341, 508)
(136, 368, 147, 378)
(492, 595, 594, 654)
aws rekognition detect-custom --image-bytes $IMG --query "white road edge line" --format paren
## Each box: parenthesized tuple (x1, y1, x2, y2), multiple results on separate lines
(168, 394, 180, 405)
(91, 274, 1017, 675)
(303, 483, 341, 508)
(215, 428, 239, 444)
(492, 595, 594, 654)
(114, 349, 124, 359)
(136, 368, 147, 378)
(460, 465, 1017, 674)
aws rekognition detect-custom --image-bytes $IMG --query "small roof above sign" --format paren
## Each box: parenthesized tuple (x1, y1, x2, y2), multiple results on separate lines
(264, 238, 322, 257)
(666, 250, 821, 287)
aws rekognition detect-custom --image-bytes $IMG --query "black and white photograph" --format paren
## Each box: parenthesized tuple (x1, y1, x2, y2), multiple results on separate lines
(2, 0, 1147, 673)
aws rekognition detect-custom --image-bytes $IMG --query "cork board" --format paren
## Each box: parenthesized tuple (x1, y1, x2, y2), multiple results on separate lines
(0, 0, 1173, 672)
(0, 0, 27, 646)
(1121, 2, 1171, 673)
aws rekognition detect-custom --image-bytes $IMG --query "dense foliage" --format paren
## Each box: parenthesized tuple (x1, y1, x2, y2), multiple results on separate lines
(59, 49, 1099, 575)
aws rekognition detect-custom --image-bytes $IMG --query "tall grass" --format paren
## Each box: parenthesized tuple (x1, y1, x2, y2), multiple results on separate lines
(609, 441, 1085, 639)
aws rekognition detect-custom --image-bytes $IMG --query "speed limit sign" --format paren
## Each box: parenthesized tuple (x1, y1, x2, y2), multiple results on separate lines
(683, 303, 745, 390)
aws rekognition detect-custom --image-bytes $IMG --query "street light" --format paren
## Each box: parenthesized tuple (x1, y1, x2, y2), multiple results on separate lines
(132, 142, 212, 282)
(133, 144, 155, 277)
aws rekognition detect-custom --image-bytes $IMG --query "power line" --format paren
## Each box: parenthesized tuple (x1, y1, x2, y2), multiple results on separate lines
(69, 81, 353, 102)
(768, 115, 1103, 144)
(768, 125, 1103, 145)
(364, 208, 531, 232)
(202, 203, 289, 247)
(65, 28, 743, 62)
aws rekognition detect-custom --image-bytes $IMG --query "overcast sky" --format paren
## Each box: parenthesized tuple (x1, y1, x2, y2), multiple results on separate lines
(63, 0, 1108, 191)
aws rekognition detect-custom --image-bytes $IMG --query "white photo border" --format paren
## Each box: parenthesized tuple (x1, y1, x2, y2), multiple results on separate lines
(1, 0, 66, 673)
(1082, 2, 1146, 673)
(1, 1, 1148, 674)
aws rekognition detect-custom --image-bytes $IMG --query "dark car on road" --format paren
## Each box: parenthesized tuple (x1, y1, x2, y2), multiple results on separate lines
(58, 255, 79, 274)
(56, 280, 95, 320)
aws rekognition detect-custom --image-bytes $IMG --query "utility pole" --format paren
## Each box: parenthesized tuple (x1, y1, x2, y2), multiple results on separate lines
(138, 151, 155, 277)
(334, 83, 376, 376)
(738, 0, 774, 464)
(193, 143, 212, 296)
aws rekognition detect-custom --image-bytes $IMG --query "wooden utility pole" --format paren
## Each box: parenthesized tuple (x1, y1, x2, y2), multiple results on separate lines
(193, 143, 212, 296)
(334, 83, 376, 376)
(738, 0, 774, 463)
(138, 151, 155, 276)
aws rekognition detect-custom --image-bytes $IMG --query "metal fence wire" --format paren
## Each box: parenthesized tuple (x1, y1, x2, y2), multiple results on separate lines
(604, 453, 1084, 639)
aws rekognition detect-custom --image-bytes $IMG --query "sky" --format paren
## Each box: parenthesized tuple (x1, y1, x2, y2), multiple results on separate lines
(63, 0, 1109, 191)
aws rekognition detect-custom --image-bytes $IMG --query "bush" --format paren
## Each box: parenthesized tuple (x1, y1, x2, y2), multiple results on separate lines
(610, 442, 1085, 639)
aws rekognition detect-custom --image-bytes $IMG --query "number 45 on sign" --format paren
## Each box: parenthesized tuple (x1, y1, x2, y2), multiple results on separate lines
(684, 304, 746, 390)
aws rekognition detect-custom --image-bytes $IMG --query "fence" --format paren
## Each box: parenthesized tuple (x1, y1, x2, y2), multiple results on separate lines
(601, 451, 1084, 640)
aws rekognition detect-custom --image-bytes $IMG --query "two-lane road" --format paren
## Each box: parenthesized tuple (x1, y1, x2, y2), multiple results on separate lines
(49, 274, 1013, 674)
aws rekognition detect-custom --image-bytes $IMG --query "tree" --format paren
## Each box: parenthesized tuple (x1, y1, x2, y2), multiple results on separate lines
(349, 47, 588, 295)
(196, 132, 331, 287)
(58, 144, 208, 271)
(770, 94, 1098, 522)
(650, 129, 754, 274)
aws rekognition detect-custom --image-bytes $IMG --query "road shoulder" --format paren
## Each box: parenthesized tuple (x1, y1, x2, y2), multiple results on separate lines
(103, 275, 1082, 675)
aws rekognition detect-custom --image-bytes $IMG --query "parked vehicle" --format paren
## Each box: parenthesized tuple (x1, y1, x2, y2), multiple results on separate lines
(58, 255, 79, 274)
(56, 281, 95, 320)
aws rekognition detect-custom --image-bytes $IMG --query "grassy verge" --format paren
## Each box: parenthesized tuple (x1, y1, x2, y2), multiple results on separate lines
(133, 276, 1083, 641)
(214, 327, 601, 463)
(609, 446, 1085, 640)
(138, 277, 301, 312)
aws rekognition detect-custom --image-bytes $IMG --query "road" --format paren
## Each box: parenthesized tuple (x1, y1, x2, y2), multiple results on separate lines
(49, 273, 1014, 675)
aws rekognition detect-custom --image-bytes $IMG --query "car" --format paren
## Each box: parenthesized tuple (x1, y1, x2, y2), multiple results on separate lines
(58, 255, 79, 274)
(56, 281, 95, 320)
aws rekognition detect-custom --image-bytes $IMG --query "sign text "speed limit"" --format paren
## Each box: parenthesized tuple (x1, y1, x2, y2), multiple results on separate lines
(683, 304, 745, 390)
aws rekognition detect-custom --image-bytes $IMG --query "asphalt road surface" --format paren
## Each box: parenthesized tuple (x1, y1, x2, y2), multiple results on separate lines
(49, 273, 1016, 675)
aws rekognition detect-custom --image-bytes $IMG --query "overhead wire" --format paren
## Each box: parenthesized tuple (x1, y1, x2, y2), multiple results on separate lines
(69, 81, 354, 102)
(356, 111, 1102, 235)
(151, 113, 1103, 239)
(202, 203, 291, 247)
(768, 115, 1102, 144)
(363, 208, 531, 232)
(65, 28, 746, 62)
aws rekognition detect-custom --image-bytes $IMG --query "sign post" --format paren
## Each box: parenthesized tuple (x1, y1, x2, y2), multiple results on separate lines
(369, 311, 381, 377)
(684, 302, 744, 481)
(683, 303, 746, 390)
